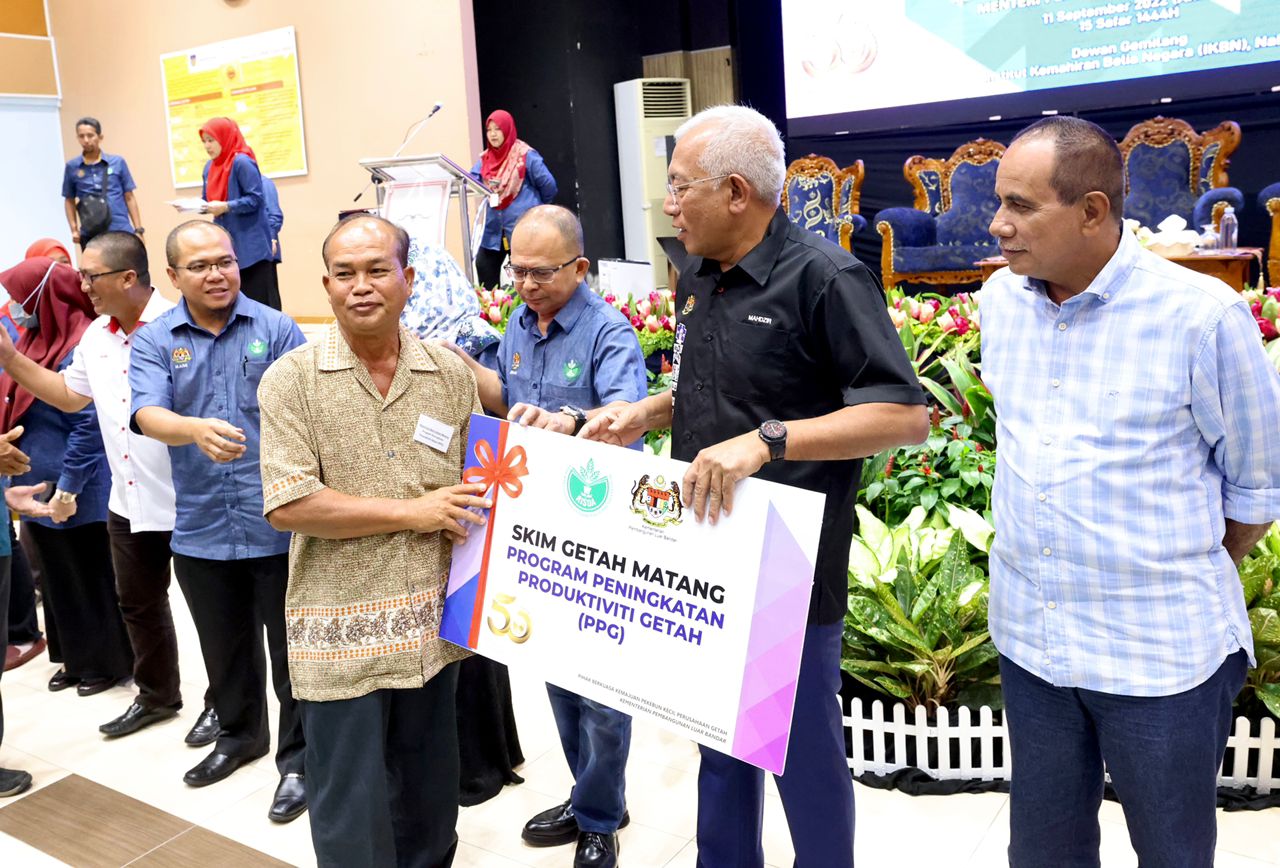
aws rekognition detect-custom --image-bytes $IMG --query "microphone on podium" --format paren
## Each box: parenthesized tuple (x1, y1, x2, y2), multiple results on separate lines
(353, 102, 446, 204)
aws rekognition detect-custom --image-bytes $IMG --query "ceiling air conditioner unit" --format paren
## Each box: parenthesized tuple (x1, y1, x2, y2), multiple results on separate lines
(614, 77, 692, 289)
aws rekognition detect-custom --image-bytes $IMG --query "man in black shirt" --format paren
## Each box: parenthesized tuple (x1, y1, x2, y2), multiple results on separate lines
(581, 105, 927, 868)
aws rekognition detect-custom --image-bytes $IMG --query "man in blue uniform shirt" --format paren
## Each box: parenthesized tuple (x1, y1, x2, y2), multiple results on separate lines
(62, 117, 143, 247)
(129, 220, 307, 823)
(450, 205, 646, 868)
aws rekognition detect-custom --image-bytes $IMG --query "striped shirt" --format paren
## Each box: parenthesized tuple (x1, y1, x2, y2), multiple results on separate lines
(980, 230, 1280, 696)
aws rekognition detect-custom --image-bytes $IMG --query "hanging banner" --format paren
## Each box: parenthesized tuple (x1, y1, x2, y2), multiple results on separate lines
(442, 415, 824, 774)
(160, 26, 307, 188)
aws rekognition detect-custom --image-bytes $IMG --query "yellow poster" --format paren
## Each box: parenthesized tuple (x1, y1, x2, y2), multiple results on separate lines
(160, 26, 307, 189)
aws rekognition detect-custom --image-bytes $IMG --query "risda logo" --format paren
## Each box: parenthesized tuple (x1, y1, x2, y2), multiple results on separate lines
(565, 458, 610, 514)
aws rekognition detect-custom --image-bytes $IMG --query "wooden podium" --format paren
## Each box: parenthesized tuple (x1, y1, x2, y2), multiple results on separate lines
(357, 153, 491, 284)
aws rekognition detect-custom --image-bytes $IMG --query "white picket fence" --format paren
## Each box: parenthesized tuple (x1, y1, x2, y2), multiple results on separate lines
(845, 698, 1280, 793)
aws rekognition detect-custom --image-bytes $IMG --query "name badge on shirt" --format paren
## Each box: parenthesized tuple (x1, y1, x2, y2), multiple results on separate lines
(414, 414, 455, 452)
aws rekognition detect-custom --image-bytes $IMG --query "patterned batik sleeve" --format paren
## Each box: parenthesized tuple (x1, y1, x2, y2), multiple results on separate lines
(258, 354, 326, 515)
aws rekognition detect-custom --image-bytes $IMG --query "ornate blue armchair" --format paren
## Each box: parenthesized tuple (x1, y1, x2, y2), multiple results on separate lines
(875, 139, 1005, 291)
(1119, 116, 1243, 232)
(783, 155, 867, 252)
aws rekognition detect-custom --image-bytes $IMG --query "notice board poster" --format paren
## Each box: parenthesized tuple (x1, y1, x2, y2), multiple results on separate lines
(160, 26, 307, 189)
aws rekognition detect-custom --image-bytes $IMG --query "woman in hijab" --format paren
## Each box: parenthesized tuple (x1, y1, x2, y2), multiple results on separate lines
(0, 240, 68, 675)
(24, 239, 72, 265)
(193, 117, 280, 309)
(471, 110, 558, 289)
(0, 257, 132, 695)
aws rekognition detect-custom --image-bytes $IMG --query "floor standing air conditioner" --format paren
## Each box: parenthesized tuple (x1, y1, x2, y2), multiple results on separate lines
(614, 78, 692, 289)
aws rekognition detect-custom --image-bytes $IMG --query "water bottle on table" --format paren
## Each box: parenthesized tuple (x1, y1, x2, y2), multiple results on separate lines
(1218, 205, 1238, 250)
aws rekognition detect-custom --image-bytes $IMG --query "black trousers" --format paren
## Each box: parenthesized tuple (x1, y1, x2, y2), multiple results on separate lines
(106, 512, 181, 710)
(0, 553, 11, 748)
(300, 664, 460, 868)
(171, 552, 303, 774)
(474, 246, 506, 290)
(456, 656, 524, 806)
(5, 523, 39, 645)
(239, 258, 281, 310)
(24, 521, 132, 681)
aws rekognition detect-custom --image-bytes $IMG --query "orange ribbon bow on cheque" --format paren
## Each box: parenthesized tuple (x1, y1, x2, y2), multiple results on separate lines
(464, 439, 528, 499)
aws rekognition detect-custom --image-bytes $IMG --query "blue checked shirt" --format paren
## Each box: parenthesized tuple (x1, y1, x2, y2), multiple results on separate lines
(981, 230, 1280, 696)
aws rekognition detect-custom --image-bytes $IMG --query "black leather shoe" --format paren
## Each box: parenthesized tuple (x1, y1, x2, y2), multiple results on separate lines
(77, 676, 125, 697)
(268, 773, 307, 823)
(0, 768, 33, 798)
(522, 797, 630, 847)
(184, 707, 220, 747)
(574, 831, 618, 868)
(183, 749, 266, 787)
(48, 668, 80, 692)
(99, 702, 180, 738)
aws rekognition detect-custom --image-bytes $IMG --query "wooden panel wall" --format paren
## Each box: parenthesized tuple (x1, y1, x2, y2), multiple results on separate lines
(643, 46, 735, 112)
(0, 0, 58, 97)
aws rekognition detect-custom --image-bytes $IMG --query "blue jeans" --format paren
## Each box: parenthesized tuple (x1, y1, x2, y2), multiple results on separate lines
(547, 685, 631, 833)
(696, 621, 855, 868)
(1001, 650, 1247, 868)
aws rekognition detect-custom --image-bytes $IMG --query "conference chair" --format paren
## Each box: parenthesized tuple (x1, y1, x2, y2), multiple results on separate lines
(782, 155, 866, 252)
(1118, 116, 1244, 233)
(875, 138, 1005, 291)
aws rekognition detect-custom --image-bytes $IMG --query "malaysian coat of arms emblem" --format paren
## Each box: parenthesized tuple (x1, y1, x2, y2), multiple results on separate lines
(629, 474, 684, 527)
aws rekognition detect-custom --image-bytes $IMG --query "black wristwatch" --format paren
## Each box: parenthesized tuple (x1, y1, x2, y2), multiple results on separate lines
(134, 227, 145, 235)
(560, 405, 588, 435)
(758, 419, 787, 462)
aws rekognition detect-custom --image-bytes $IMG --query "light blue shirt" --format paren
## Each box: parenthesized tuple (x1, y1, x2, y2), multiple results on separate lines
(980, 230, 1280, 696)
(62, 153, 137, 233)
(498, 282, 646, 433)
(129, 293, 305, 560)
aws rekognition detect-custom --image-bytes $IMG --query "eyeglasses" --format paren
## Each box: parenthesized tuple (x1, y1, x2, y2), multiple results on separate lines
(509, 256, 581, 284)
(175, 257, 238, 277)
(78, 268, 129, 284)
(665, 174, 733, 200)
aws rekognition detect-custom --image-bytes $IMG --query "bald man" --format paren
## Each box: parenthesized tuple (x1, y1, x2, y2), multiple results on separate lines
(129, 220, 307, 821)
(451, 204, 646, 868)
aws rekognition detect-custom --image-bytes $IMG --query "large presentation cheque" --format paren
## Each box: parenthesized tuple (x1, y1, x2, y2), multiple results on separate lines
(442, 414, 824, 774)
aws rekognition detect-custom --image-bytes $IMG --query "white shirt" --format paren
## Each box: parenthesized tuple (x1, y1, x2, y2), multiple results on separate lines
(64, 290, 177, 531)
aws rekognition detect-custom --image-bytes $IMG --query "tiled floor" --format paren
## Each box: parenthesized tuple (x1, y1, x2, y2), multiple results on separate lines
(1, 587, 1278, 867)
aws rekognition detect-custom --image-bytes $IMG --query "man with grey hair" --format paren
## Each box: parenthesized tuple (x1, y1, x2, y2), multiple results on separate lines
(582, 104, 928, 867)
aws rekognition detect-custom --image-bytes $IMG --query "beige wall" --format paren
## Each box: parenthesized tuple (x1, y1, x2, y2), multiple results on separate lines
(49, 0, 481, 318)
